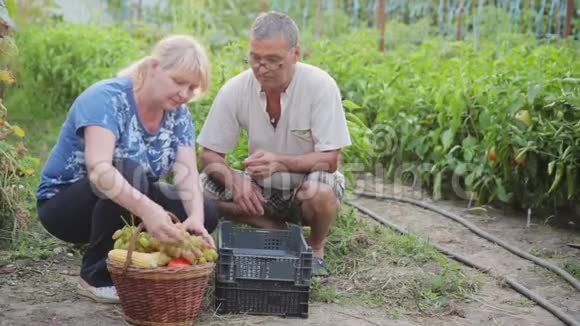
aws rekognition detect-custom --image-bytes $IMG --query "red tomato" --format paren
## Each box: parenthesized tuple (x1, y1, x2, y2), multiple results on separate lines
(487, 147, 496, 161)
(167, 258, 191, 267)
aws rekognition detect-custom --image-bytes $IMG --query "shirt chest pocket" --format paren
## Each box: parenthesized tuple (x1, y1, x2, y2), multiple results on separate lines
(289, 120, 314, 152)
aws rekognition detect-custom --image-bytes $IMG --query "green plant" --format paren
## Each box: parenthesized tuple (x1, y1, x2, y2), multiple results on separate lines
(563, 261, 580, 279)
(313, 208, 478, 316)
(0, 9, 37, 247)
(8, 22, 144, 115)
(12, 0, 59, 26)
(306, 26, 579, 212)
(529, 247, 562, 259)
(506, 297, 535, 307)
(430, 255, 469, 295)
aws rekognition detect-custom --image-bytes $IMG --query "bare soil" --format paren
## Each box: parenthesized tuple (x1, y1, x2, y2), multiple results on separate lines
(1, 186, 579, 325)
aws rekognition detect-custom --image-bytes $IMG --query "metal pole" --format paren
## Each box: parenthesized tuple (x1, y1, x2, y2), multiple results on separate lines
(377, 0, 386, 51)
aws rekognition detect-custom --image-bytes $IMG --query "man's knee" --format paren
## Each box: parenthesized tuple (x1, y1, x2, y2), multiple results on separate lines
(297, 181, 339, 205)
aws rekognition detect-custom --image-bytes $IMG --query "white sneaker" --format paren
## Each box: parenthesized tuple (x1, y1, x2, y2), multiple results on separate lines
(77, 278, 120, 304)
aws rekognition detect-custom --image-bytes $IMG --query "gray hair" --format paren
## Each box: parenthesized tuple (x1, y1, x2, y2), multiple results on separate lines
(251, 11, 299, 48)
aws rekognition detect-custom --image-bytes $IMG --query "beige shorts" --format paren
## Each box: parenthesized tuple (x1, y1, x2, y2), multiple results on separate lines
(200, 170, 345, 224)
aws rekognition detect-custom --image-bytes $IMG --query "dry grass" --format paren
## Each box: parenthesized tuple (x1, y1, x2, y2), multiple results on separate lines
(313, 207, 480, 317)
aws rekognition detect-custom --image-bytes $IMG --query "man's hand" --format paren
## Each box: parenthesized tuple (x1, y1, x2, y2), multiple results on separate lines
(243, 150, 284, 179)
(182, 217, 215, 249)
(231, 173, 266, 216)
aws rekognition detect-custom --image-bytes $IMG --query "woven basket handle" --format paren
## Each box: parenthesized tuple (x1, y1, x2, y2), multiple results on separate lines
(122, 211, 181, 273)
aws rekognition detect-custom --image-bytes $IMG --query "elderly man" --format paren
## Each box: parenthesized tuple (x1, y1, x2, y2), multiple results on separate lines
(197, 11, 351, 277)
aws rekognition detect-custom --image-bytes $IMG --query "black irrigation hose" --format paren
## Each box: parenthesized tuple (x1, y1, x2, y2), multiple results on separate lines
(344, 199, 580, 326)
(354, 191, 580, 292)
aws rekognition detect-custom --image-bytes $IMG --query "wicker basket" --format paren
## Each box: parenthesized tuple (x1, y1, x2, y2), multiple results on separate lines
(107, 213, 214, 326)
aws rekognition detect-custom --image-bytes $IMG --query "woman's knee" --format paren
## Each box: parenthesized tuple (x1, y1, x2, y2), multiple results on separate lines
(36, 180, 96, 243)
(204, 198, 219, 233)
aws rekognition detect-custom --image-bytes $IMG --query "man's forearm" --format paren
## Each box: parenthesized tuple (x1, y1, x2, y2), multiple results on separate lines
(277, 151, 339, 174)
(200, 149, 239, 191)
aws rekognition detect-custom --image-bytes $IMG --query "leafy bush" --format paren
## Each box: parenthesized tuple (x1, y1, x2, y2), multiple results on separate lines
(307, 28, 580, 210)
(0, 18, 37, 246)
(8, 22, 144, 115)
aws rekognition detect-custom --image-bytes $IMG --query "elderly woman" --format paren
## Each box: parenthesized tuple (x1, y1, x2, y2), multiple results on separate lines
(35, 35, 217, 303)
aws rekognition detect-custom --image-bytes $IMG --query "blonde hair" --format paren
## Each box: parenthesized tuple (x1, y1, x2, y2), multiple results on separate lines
(118, 34, 210, 98)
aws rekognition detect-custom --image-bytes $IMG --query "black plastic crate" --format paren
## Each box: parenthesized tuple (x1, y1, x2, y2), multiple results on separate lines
(215, 279, 309, 318)
(216, 221, 312, 286)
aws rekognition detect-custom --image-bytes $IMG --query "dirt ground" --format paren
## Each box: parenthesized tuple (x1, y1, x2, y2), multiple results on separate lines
(1, 187, 579, 325)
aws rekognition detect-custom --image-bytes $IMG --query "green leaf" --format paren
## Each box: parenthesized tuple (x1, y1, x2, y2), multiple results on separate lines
(465, 171, 476, 187)
(548, 161, 556, 175)
(463, 149, 474, 162)
(441, 129, 455, 151)
(548, 164, 564, 194)
(5, 0, 17, 17)
(433, 171, 443, 200)
(527, 84, 540, 104)
(478, 111, 492, 129)
(0, 70, 15, 84)
(562, 146, 572, 160)
(11, 125, 25, 138)
(342, 99, 362, 110)
(432, 275, 443, 291)
(434, 255, 447, 265)
(462, 136, 477, 147)
(345, 112, 367, 128)
(495, 178, 510, 202)
(449, 92, 465, 131)
(507, 97, 525, 115)
(455, 163, 467, 176)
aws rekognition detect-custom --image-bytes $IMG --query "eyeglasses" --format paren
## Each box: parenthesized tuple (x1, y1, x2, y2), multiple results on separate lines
(245, 50, 293, 71)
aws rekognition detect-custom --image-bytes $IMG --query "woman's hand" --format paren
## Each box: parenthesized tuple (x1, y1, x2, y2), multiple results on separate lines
(182, 217, 215, 249)
(141, 204, 186, 244)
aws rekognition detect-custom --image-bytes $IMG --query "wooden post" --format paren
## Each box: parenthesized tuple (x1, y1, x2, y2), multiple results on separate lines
(316, 0, 323, 38)
(563, 0, 573, 38)
(456, 1, 464, 40)
(260, 0, 268, 13)
(377, 0, 386, 51)
(554, 0, 561, 37)
(137, 0, 143, 21)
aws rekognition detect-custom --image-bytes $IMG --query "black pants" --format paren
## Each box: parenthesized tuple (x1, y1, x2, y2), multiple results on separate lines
(37, 159, 219, 287)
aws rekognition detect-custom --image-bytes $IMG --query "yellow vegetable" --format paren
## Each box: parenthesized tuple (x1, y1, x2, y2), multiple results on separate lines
(157, 252, 172, 266)
(108, 249, 161, 268)
(182, 251, 197, 265)
(113, 239, 125, 250)
(149, 238, 161, 250)
(112, 230, 123, 240)
(202, 249, 218, 262)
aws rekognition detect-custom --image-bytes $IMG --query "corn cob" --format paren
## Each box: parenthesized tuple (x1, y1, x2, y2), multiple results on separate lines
(108, 249, 161, 268)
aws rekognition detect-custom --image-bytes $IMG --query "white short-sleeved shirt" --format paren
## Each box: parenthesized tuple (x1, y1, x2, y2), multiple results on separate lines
(197, 62, 351, 189)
